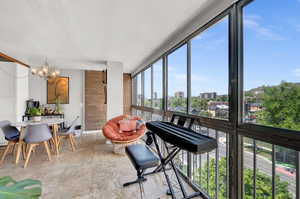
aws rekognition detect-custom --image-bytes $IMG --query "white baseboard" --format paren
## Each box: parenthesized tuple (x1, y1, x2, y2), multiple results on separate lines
(83, 130, 102, 134)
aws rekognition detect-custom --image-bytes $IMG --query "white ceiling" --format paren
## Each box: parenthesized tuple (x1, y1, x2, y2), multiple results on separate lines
(0, 0, 234, 73)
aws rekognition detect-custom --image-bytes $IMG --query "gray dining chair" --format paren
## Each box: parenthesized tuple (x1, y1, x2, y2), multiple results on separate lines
(23, 124, 53, 168)
(0, 120, 24, 165)
(57, 116, 79, 152)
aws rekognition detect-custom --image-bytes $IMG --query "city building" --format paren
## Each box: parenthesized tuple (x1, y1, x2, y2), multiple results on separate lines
(208, 101, 229, 111)
(200, 92, 217, 99)
(153, 92, 158, 100)
(174, 91, 184, 98)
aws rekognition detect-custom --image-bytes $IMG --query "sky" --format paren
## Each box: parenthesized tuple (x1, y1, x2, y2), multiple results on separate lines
(139, 0, 300, 98)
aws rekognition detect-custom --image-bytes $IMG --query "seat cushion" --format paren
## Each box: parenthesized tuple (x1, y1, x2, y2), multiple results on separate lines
(125, 144, 159, 170)
(5, 135, 19, 142)
(102, 115, 146, 142)
(58, 128, 71, 136)
(0, 121, 20, 140)
(119, 119, 137, 132)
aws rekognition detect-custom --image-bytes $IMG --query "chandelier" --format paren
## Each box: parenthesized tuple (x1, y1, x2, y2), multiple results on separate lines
(31, 58, 60, 80)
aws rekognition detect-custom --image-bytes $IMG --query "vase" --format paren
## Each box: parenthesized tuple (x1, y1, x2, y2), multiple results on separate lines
(32, 116, 42, 122)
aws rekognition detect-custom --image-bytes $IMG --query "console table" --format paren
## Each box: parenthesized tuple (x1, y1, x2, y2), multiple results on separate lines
(22, 114, 65, 128)
(22, 113, 64, 121)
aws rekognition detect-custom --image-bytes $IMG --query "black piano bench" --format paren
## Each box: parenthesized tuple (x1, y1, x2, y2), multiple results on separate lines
(123, 144, 159, 188)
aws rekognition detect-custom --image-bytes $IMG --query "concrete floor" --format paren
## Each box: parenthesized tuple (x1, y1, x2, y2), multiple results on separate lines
(0, 133, 201, 199)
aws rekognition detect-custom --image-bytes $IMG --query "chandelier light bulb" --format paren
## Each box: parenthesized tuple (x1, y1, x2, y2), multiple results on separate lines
(38, 70, 44, 77)
(31, 57, 59, 80)
(42, 67, 48, 73)
(31, 68, 37, 75)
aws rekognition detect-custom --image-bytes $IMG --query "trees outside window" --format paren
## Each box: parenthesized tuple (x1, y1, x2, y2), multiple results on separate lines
(243, 0, 300, 131)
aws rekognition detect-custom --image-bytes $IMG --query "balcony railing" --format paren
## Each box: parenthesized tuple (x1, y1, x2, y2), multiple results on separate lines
(132, 107, 300, 199)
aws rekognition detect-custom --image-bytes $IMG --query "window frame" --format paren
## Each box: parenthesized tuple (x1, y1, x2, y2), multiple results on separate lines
(143, 66, 152, 108)
(131, 2, 300, 198)
(189, 15, 230, 120)
(166, 43, 188, 113)
(152, 59, 164, 110)
(131, 0, 300, 150)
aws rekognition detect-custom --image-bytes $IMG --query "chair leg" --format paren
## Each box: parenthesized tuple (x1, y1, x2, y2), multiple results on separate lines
(57, 136, 62, 149)
(70, 135, 77, 148)
(24, 144, 35, 168)
(43, 141, 52, 161)
(22, 143, 27, 160)
(48, 140, 52, 151)
(12, 143, 16, 155)
(68, 135, 75, 152)
(50, 138, 55, 150)
(0, 142, 12, 165)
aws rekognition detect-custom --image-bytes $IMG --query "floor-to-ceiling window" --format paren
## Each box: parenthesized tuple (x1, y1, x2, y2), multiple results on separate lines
(131, 1, 300, 198)
(190, 16, 229, 120)
(167, 44, 187, 113)
(136, 73, 142, 106)
(144, 67, 152, 107)
(152, 59, 163, 110)
(242, 0, 300, 198)
(243, 0, 300, 132)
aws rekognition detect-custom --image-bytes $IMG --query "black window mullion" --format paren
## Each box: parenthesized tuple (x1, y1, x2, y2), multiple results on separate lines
(226, 132, 230, 199)
(272, 145, 276, 199)
(207, 128, 210, 195)
(229, 4, 243, 199)
(215, 130, 219, 199)
(151, 65, 153, 108)
(297, 151, 300, 199)
(253, 139, 256, 199)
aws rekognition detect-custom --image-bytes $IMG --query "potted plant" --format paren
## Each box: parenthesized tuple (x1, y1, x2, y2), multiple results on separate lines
(0, 176, 42, 198)
(28, 107, 43, 122)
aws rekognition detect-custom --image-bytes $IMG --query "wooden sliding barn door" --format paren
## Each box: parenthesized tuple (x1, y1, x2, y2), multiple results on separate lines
(85, 71, 107, 130)
(123, 73, 132, 115)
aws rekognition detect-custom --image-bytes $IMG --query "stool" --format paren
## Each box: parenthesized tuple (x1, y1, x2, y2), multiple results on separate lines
(123, 144, 160, 197)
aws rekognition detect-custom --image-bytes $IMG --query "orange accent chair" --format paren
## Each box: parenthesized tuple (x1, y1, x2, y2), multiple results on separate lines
(102, 115, 146, 152)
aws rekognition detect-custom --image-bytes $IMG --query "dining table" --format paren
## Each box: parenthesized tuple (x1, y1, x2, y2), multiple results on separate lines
(11, 118, 65, 164)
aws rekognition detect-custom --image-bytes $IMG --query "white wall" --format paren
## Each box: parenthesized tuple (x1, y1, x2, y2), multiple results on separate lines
(1, 63, 123, 134)
(0, 62, 17, 122)
(16, 64, 29, 122)
(0, 62, 29, 144)
(0, 63, 29, 122)
(60, 70, 84, 126)
(106, 61, 123, 120)
(29, 69, 84, 127)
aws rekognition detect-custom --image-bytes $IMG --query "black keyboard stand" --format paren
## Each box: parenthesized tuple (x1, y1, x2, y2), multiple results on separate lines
(144, 113, 217, 199)
(144, 113, 196, 177)
(150, 131, 202, 199)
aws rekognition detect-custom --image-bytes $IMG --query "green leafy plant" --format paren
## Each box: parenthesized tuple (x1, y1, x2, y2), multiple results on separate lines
(0, 176, 42, 199)
(192, 157, 292, 199)
(257, 81, 300, 131)
(28, 108, 42, 117)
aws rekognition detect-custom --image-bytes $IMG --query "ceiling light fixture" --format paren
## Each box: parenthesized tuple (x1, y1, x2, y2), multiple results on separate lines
(31, 57, 60, 80)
